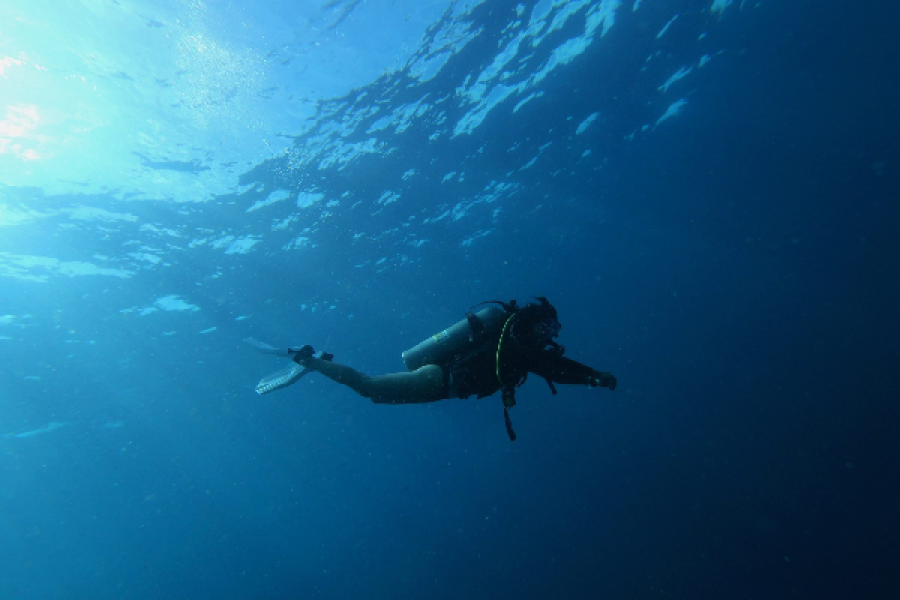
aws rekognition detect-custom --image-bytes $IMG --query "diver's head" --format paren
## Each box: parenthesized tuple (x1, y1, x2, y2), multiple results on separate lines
(531, 317, 561, 346)
(512, 297, 561, 348)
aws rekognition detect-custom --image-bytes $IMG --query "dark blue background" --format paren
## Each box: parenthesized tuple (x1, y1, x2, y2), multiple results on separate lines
(1, 1, 898, 598)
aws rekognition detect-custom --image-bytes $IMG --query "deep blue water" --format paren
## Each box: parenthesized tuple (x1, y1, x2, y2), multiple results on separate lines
(1, 0, 898, 598)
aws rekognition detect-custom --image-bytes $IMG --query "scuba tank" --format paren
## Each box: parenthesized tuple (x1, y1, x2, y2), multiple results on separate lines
(402, 306, 507, 371)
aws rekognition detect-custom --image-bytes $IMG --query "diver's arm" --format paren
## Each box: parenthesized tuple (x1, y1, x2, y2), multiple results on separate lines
(530, 354, 617, 390)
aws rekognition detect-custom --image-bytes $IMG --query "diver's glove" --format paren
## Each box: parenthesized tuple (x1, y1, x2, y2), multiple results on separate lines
(589, 371, 617, 391)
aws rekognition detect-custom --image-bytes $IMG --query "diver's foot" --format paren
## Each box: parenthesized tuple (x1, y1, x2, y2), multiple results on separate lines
(304, 350, 334, 368)
(290, 346, 333, 366)
(290, 345, 315, 365)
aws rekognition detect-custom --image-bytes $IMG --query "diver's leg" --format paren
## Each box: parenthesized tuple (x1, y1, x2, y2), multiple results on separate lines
(364, 366, 447, 404)
(302, 357, 447, 404)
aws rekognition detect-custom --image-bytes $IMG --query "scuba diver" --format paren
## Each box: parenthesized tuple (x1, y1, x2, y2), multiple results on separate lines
(246, 297, 617, 440)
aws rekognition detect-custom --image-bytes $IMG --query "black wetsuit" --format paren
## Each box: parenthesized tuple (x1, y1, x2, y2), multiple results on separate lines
(447, 335, 600, 399)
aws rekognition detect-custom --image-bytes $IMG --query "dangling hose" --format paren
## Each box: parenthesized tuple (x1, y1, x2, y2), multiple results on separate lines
(495, 315, 518, 441)
(495, 315, 516, 388)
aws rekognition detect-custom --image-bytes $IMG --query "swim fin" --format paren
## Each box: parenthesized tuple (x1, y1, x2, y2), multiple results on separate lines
(245, 338, 333, 395)
(244, 337, 307, 358)
(255, 363, 310, 395)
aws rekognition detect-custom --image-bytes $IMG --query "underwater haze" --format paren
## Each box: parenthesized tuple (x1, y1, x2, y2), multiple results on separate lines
(2, 0, 899, 598)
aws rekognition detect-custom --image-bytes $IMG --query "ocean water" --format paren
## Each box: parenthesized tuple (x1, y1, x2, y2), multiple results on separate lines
(1, 0, 898, 598)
